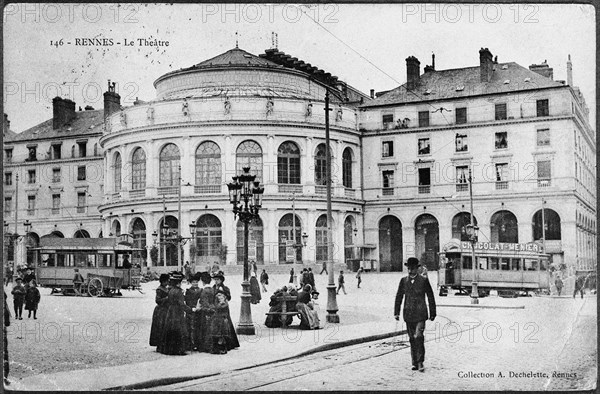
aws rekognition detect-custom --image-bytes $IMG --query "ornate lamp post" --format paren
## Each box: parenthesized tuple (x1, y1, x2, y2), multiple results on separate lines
(227, 166, 264, 335)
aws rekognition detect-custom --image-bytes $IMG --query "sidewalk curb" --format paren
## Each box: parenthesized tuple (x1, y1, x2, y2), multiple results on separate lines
(438, 304, 525, 309)
(105, 329, 408, 391)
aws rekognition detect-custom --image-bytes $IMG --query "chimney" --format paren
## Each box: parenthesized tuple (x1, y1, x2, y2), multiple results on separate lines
(370, 89, 375, 99)
(406, 56, 421, 90)
(103, 80, 121, 121)
(424, 53, 436, 74)
(566, 54, 573, 86)
(479, 48, 493, 83)
(4, 114, 10, 131)
(528, 60, 554, 80)
(52, 97, 76, 129)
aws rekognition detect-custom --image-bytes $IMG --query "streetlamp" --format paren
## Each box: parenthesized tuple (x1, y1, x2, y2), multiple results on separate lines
(467, 167, 479, 305)
(189, 220, 197, 265)
(227, 166, 264, 335)
(301, 232, 308, 248)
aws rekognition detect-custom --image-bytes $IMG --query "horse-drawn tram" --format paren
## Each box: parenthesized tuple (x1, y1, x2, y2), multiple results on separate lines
(438, 239, 550, 297)
(33, 237, 143, 297)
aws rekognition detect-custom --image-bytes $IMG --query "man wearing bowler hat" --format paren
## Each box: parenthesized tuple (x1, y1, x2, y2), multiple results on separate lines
(394, 257, 436, 372)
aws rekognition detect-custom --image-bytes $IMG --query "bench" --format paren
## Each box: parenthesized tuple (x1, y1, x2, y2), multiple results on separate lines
(265, 295, 301, 328)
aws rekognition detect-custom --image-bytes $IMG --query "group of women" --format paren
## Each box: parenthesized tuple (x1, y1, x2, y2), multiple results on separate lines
(149, 271, 240, 355)
(264, 283, 321, 330)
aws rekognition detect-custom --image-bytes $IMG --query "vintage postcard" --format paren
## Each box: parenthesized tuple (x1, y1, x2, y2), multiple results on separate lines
(2, 3, 596, 391)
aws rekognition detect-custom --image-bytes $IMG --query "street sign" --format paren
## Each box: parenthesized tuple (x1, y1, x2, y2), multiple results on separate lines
(286, 240, 295, 262)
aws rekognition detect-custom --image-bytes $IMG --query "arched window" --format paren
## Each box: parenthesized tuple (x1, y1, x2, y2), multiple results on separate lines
(113, 152, 122, 192)
(112, 220, 121, 237)
(490, 210, 519, 243)
(74, 229, 90, 238)
(277, 141, 300, 184)
(278, 214, 302, 263)
(237, 217, 264, 264)
(131, 218, 146, 267)
(415, 214, 440, 270)
(316, 214, 331, 263)
(315, 144, 327, 185)
(342, 147, 353, 188)
(533, 208, 561, 241)
(131, 148, 146, 190)
(451, 212, 478, 241)
(195, 214, 222, 260)
(344, 216, 356, 267)
(159, 143, 180, 187)
(195, 141, 221, 187)
(236, 140, 262, 181)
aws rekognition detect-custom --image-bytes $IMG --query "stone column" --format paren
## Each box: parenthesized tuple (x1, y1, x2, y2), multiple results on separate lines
(224, 209, 237, 266)
(222, 135, 234, 193)
(265, 135, 276, 194)
(263, 208, 277, 264)
(146, 139, 157, 197)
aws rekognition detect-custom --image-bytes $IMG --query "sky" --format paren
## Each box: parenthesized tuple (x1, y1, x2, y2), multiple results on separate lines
(3, 3, 596, 132)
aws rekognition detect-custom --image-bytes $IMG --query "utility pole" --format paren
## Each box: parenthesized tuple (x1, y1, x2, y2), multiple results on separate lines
(468, 168, 478, 305)
(162, 196, 166, 268)
(14, 173, 19, 270)
(325, 89, 339, 323)
(177, 164, 182, 271)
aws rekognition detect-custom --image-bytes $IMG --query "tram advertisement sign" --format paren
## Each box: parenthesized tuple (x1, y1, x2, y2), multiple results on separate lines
(460, 241, 544, 253)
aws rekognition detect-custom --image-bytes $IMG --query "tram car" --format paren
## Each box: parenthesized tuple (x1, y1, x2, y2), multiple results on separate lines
(438, 239, 550, 297)
(33, 236, 143, 297)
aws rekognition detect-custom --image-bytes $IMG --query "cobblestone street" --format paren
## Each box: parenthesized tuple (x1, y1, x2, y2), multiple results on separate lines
(4, 272, 596, 391)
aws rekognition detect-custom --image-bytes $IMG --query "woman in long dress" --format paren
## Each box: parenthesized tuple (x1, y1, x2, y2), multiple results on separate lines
(194, 272, 215, 353)
(249, 272, 261, 304)
(212, 271, 240, 350)
(149, 274, 170, 347)
(209, 291, 231, 354)
(157, 272, 191, 355)
(296, 284, 320, 329)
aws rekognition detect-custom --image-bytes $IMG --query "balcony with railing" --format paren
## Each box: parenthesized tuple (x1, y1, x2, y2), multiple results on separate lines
(382, 187, 394, 196)
(112, 192, 121, 200)
(456, 183, 468, 192)
(344, 188, 356, 198)
(194, 185, 221, 194)
(495, 181, 509, 190)
(278, 184, 303, 194)
(418, 185, 431, 194)
(158, 186, 178, 195)
(315, 185, 326, 195)
(129, 189, 146, 198)
(537, 179, 551, 188)
(51, 208, 60, 215)
(76, 206, 87, 213)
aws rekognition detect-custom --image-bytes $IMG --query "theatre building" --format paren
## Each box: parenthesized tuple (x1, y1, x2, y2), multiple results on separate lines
(99, 47, 368, 270)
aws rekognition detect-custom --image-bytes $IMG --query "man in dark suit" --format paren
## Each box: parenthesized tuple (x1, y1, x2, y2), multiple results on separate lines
(394, 257, 436, 372)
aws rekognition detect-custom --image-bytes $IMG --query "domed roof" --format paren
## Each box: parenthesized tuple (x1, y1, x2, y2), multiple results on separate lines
(194, 47, 280, 69)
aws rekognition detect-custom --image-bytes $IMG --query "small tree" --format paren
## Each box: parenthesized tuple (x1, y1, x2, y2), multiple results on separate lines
(219, 244, 228, 264)
(150, 245, 158, 266)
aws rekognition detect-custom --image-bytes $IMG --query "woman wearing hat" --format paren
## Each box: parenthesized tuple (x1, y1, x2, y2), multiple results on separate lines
(249, 272, 261, 304)
(394, 257, 436, 372)
(185, 273, 203, 351)
(211, 271, 240, 350)
(157, 272, 191, 355)
(149, 274, 170, 347)
(193, 272, 215, 353)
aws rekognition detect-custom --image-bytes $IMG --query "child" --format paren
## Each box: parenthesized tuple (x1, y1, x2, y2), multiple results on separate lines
(11, 278, 25, 320)
(210, 291, 230, 354)
(25, 280, 41, 319)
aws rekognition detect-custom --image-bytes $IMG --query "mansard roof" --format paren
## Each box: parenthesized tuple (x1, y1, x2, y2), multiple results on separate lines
(362, 62, 566, 108)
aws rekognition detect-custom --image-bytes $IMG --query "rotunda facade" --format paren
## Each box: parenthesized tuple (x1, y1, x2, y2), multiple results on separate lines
(98, 48, 366, 270)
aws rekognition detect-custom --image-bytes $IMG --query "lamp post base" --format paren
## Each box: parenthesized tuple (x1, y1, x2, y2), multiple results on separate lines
(470, 282, 479, 305)
(325, 284, 340, 323)
(236, 280, 256, 335)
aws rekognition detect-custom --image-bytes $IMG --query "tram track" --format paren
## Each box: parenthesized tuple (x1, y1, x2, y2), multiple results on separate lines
(151, 315, 480, 391)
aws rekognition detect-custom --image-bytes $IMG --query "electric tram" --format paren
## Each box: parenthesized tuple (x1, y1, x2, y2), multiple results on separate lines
(438, 239, 550, 297)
